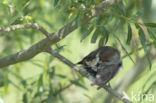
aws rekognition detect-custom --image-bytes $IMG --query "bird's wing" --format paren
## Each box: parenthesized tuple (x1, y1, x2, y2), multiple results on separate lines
(77, 46, 120, 65)
(92, 64, 119, 86)
(91, 67, 112, 86)
(77, 49, 99, 64)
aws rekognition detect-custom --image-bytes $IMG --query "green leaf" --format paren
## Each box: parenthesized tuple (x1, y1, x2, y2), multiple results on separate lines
(103, 27, 109, 44)
(113, 33, 135, 64)
(9, 15, 20, 25)
(77, 11, 85, 26)
(98, 28, 109, 47)
(147, 28, 156, 47)
(147, 28, 156, 40)
(37, 74, 43, 92)
(142, 71, 156, 91)
(9, 80, 21, 90)
(103, 15, 113, 24)
(74, 71, 85, 83)
(135, 24, 146, 50)
(113, 19, 121, 32)
(47, 83, 54, 103)
(144, 23, 156, 28)
(119, 2, 126, 15)
(135, 24, 152, 69)
(118, 36, 135, 64)
(54, 0, 59, 6)
(104, 34, 109, 44)
(70, 80, 88, 90)
(126, 23, 132, 45)
(55, 44, 65, 52)
(98, 36, 105, 47)
(81, 26, 94, 42)
(143, 81, 156, 95)
(23, 93, 28, 103)
(33, 92, 41, 98)
(56, 74, 67, 78)
(58, 93, 66, 103)
(49, 66, 55, 79)
(22, 0, 31, 10)
(21, 80, 27, 88)
(132, 9, 144, 19)
(91, 28, 100, 43)
(30, 61, 43, 68)
(111, 19, 134, 64)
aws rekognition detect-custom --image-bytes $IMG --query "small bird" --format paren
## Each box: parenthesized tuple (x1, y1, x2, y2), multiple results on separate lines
(77, 46, 122, 89)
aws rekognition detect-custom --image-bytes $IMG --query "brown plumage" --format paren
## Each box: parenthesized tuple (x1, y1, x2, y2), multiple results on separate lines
(78, 46, 122, 89)
(91, 64, 120, 89)
(78, 46, 120, 65)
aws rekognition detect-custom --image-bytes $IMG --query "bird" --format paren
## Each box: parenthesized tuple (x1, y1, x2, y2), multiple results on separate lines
(77, 46, 122, 89)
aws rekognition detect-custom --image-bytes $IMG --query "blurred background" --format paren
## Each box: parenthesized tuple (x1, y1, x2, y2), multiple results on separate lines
(0, 0, 156, 103)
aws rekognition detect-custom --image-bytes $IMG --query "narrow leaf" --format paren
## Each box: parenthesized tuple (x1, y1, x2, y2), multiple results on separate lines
(103, 27, 109, 45)
(113, 19, 121, 32)
(91, 29, 99, 43)
(74, 71, 85, 83)
(81, 26, 94, 42)
(98, 36, 105, 47)
(21, 80, 27, 88)
(70, 80, 88, 90)
(136, 24, 152, 69)
(23, 93, 28, 103)
(144, 23, 156, 28)
(104, 15, 113, 24)
(147, 28, 156, 47)
(37, 74, 43, 92)
(54, 0, 59, 6)
(132, 9, 144, 19)
(112, 19, 134, 64)
(126, 23, 132, 45)
(119, 2, 126, 15)
(56, 74, 67, 78)
(113, 34, 135, 64)
(147, 28, 156, 40)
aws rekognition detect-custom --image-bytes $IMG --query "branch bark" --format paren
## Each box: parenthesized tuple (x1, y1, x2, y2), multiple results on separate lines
(0, 23, 50, 37)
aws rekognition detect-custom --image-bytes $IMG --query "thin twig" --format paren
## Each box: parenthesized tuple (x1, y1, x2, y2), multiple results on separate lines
(0, 23, 50, 37)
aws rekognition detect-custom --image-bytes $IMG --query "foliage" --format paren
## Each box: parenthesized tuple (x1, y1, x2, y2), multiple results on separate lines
(0, 0, 156, 103)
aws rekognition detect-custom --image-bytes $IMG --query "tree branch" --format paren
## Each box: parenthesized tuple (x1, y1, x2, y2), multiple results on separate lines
(0, 23, 50, 37)
(0, 0, 121, 68)
(45, 48, 131, 103)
